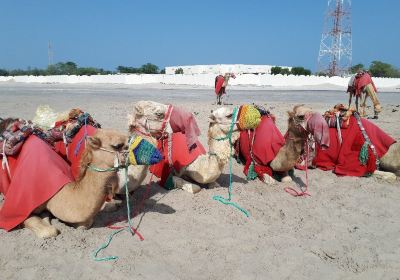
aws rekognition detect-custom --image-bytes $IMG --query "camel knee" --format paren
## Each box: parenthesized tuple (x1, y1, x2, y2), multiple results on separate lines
(173, 176, 202, 194)
(281, 175, 292, 183)
(23, 215, 60, 239)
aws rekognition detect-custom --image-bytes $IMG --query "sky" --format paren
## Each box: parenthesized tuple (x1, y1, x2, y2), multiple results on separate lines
(0, 0, 398, 72)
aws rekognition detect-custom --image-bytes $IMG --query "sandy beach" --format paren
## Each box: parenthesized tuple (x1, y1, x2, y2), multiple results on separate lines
(0, 82, 399, 279)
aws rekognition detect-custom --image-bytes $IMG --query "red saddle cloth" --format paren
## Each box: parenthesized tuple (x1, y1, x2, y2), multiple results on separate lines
(0, 136, 74, 231)
(313, 116, 395, 176)
(54, 125, 97, 180)
(238, 116, 285, 179)
(149, 132, 206, 187)
(215, 75, 225, 95)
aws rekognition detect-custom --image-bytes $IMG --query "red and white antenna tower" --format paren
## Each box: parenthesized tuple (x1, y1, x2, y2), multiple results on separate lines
(317, 0, 352, 76)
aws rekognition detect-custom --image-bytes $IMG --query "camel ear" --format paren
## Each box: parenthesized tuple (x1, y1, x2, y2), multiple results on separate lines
(288, 111, 295, 117)
(87, 136, 102, 150)
(134, 105, 144, 117)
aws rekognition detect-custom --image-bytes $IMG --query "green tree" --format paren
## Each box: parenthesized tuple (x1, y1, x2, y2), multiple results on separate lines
(0, 69, 9, 76)
(280, 68, 291, 75)
(271, 66, 282, 75)
(175, 68, 184, 74)
(140, 63, 159, 74)
(291, 66, 311, 76)
(160, 68, 166, 74)
(368, 61, 400, 78)
(350, 63, 364, 74)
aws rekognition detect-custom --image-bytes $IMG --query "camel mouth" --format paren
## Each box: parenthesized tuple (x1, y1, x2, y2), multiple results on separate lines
(127, 135, 163, 165)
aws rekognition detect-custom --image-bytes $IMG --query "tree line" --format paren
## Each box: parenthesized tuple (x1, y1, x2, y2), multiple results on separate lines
(0, 60, 399, 78)
(0, 62, 163, 76)
(350, 61, 400, 78)
(271, 66, 312, 76)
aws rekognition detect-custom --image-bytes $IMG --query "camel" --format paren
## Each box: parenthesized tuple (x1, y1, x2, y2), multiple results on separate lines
(32, 105, 150, 195)
(129, 101, 298, 192)
(0, 115, 161, 239)
(291, 105, 400, 181)
(129, 101, 245, 193)
(215, 72, 236, 105)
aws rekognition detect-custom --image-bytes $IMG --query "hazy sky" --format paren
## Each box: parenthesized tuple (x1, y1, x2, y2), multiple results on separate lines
(0, 0, 398, 71)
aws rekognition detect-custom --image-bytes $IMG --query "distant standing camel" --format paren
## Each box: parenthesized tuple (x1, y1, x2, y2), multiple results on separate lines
(215, 73, 236, 105)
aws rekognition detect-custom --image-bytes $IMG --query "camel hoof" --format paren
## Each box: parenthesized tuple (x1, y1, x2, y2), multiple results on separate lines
(281, 176, 292, 183)
(373, 170, 397, 183)
(37, 226, 60, 239)
(262, 174, 277, 185)
(101, 199, 123, 213)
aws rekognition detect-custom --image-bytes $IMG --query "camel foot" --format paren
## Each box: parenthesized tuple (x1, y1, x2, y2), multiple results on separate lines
(74, 218, 94, 230)
(281, 176, 293, 183)
(101, 198, 123, 213)
(373, 170, 397, 183)
(23, 215, 60, 239)
(173, 176, 202, 194)
(262, 174, 277, 185)
(207, 181, 221, 189)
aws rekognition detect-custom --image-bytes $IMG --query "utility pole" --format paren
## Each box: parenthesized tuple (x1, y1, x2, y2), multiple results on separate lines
(48, 41, 54, 66)
(317, 0, 352, 76)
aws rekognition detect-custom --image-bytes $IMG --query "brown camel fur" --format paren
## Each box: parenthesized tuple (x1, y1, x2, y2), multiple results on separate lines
(21, 129, 130, 238)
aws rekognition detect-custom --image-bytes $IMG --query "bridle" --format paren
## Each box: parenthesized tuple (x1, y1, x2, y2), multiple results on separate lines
(132, 105, 173, 141)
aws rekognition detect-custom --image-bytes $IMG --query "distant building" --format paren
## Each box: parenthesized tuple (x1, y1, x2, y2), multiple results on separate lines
(165, 64, 292, 75)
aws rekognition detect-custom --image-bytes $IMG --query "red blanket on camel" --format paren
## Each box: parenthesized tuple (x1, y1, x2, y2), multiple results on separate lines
(238, 116, 285, 180)
(150, 132, 206, 188)
(0, 136, 74, 231)
(0, 126, 96, 231)
(313, 116, 395, 176)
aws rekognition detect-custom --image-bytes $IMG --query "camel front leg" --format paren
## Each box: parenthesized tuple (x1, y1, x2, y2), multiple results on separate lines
(348, 92, 353, 108)
(101, 198, 123, 213)
(23, 215, 60, 239)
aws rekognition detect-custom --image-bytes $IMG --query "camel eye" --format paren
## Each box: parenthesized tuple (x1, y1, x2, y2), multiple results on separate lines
(111, 143, 124, 151)
(226, 113, 233, 118)
(156, 112, 165, 118)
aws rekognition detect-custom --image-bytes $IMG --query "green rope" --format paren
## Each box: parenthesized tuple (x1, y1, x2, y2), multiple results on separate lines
(359, 141, 369, 166)
(246, 161, 258, 181)
(92, 136, 138, 261)
(212, 107, 250, 217)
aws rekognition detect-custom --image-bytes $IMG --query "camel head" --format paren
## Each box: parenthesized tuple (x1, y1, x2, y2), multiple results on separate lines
(79, 129, 162, 180)
(128, 100, 170, 139)
(288, 105, 329, 148)
(208, 106, 243, 149)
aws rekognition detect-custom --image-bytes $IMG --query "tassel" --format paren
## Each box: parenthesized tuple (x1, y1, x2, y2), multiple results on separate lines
(246, 161, 258, 180)
(164, 172, 175, 190)
(359, 142, 369, 166)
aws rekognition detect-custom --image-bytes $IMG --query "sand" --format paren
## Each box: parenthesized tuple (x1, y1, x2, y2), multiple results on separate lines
(0, 82, 399, 279)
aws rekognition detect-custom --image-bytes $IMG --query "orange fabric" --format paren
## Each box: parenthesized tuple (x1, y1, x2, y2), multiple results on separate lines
(0, 136, 74, 231)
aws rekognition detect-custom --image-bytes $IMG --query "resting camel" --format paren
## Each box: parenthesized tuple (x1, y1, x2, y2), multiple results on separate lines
(129, 101, 298, 192)
(0, 115, 161, 238)
(291, 105, 399, 181)
(128, 101, 247, 193)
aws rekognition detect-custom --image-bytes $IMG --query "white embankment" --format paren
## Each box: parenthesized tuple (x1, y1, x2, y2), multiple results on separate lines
(0, 74, 399, 90)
